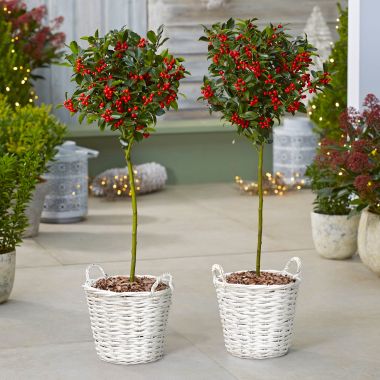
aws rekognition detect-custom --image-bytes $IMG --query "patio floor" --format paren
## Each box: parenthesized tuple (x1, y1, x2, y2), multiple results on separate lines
(1, 184, 379, 380)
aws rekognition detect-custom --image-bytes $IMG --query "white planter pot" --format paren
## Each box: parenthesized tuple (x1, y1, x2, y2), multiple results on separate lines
(24, 181, 49, 238)
(0, 250, 16, 304)
(311, 212, 360, 259)
(212, 257, 301, 359)
(358, 209, 380, 275)
(83, 265, 173, 365)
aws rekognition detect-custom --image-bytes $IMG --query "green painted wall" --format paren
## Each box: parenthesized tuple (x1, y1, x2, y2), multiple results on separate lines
(73, 129, 273, 184)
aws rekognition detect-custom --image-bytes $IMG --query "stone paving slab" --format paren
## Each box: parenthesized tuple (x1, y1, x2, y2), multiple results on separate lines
(1, 185, 379, 379)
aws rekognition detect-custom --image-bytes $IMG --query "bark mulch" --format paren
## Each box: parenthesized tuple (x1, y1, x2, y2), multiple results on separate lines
(226, 271, 295, 286)
(94, 276, 168, 292)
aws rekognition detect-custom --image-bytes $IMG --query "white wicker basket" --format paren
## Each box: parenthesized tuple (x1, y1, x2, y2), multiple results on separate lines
(83, 264, 174, 365)
(212, 257, 301, 359)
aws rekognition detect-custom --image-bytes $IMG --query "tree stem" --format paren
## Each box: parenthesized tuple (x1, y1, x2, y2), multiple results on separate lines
(125, 141, 137, 282)
(256, 144, 264, 276)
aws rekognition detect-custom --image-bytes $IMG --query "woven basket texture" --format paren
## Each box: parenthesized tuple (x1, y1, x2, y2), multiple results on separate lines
(84, 264, 173, 365)
(212, 257, 301, 359)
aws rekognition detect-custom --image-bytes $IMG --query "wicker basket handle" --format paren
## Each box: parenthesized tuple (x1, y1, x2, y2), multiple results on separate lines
(151, 273, 174, 293)
(85, 264, 107, 283)
(283, 257, 301, 278)
(212, 264, 227, 284)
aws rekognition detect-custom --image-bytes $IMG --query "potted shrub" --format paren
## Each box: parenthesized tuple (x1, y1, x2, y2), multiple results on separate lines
(0, 98, 66, 237)
(306, 142, 360, 260)
(64, 26, 187, 364)
(200, 18, 329, 359)
(0, 152, 41, 303)
(316, 94, 380, 274)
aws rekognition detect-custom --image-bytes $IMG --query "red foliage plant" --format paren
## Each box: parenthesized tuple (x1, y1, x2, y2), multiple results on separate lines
(0, 0, 65, 70)
(315, 94, 380, 215)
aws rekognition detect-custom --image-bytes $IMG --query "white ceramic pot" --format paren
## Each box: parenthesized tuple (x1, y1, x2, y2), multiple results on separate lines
(212, 257, 301, 359)
(358, 209, 380, 275)
(24, 181, 49, 238)
(0, 250, 16, 304)
(311, 212, 360, 259)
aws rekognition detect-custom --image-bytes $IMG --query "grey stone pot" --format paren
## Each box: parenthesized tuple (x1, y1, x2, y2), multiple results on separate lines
(24, 181, 49, 238)
(0, 250, 16, 304)
(358, 209, 380, 275)
(311, 212, 360, 259)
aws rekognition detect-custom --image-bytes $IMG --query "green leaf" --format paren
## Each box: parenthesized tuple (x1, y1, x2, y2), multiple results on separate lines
(78, 113, 85, 124)
(69, 41, 79, 54)
(147, 30, 157, 44)
(171, 100, 178, 111)
(242, 111, 259, 120)
(155, 108, 165, 116)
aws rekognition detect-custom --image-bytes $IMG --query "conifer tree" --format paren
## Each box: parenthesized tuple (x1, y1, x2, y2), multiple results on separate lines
(308, 4, 347, 139)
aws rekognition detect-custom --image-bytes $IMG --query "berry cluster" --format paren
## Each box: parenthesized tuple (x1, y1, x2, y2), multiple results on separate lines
(103, 85, 115, 100)
(63, 99, 76, 113)
(231, 112, 249, 129)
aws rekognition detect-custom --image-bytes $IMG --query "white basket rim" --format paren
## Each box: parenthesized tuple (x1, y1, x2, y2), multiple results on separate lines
(213, 269, 301, 290)
(83, 273, 173, 297)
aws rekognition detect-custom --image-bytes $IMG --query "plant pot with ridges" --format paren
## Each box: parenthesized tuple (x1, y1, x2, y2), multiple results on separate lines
(200, 18, 329, 358)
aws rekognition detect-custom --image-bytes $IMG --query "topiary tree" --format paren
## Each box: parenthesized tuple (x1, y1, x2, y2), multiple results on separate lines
(308, 3, 348, 139)
(200, 18, 329, 275)
(64, 26, 188, 282)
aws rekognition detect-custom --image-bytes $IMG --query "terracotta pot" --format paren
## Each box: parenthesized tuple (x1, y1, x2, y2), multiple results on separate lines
(358, 209, 380, 275)
(0, 250, 16, 304)
(311, 212, 360, 259)
(24, 181, 49, 238)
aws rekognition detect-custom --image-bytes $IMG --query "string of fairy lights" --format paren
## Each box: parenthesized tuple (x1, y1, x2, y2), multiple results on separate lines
(308, 16, 341, 121)
(2, 5, 37, 107)
(89, 169, 141, 199)
(235, 172, 305, 196)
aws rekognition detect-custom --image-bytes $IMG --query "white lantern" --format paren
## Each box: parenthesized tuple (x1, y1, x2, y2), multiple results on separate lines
(41, 141, 98, 223)
(273, 117, 317, 185)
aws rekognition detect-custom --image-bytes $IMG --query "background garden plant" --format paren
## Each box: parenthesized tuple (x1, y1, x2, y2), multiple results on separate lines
(64, 26, 188, 282)
(0, 0, 65, 107)
(0, 152, 41, 254)
(200, 18, 330, 275)
(306, 146, 352, 215)
(308, 4, 347, 139)
(0, 97, 66, 180)
(309, 94, 380, 216)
